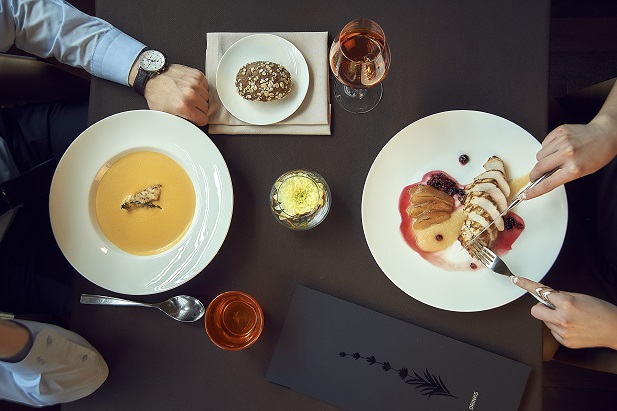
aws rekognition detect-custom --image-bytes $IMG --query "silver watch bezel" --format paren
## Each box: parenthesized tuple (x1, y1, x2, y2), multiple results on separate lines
(138, 50, 166, 73)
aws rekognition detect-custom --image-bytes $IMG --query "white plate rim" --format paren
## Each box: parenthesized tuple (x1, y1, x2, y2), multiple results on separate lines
(361, 110, 568, 312)
(50, 110, 234, 295)
(216, 33, 310, 125)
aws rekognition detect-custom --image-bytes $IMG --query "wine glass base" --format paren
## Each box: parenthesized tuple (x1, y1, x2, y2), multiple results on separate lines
(333, 82, 383, 114)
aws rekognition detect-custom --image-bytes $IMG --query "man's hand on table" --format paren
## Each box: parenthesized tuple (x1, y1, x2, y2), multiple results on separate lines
(145, 65, 210, 126)
(129, 62, 210, 126)
(512, 276, 617, 350)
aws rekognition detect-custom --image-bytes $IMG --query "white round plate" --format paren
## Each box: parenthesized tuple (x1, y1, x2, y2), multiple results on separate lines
(216, 33, 309, 125)
(362, 110, 568, 312)
(50, 110, 234, 295)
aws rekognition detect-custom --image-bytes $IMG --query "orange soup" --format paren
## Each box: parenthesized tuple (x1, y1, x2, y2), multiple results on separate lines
(95, 151, 196, 256)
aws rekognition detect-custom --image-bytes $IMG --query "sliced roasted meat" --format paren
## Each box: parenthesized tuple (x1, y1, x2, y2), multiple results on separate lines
(465, 191, 505, 231)
(473, 170, 511, 197)
(458, 156, 511, 252)
(465, 179, 507, 212)
(483, 156, 506, 174)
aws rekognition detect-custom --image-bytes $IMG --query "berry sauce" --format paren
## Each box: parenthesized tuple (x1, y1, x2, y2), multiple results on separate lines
(426, 172, 465, 201)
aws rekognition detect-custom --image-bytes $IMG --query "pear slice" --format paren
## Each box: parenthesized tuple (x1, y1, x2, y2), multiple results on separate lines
(409, 184, 454, 205)
(406, 200, 453, 217)
(413, 210, 451, 230)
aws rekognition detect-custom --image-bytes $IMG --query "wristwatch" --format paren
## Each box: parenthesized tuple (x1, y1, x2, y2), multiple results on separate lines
(132, 49, 168, 96)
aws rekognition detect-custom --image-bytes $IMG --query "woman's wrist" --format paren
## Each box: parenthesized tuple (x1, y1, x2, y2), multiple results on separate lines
(589, 113, 617, 158)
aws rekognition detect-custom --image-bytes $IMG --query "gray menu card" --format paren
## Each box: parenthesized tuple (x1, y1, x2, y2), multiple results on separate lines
(266, 285, 530, 411)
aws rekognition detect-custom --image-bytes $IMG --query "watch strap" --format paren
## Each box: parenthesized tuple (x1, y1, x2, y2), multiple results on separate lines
(133, 67, 151, 96)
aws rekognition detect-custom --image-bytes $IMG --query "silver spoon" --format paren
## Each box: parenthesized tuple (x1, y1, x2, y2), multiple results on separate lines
(80, 294, 205, 322)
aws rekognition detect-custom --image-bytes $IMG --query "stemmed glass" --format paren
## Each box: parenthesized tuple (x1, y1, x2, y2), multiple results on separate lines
(329, 19, 391, 114)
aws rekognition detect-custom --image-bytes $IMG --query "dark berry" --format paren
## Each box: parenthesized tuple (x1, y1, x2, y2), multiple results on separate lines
(426, 172, 466, 202)
(504, 216, 524, 230)
(470, 263, 477, 270)
(427, 173, 460, 196)
(459, 154, 469, 165)
(505, 216, 514, 230)
(435, 234, 443, 241)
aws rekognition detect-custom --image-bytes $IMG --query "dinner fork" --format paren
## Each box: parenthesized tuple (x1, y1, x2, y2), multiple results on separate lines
(469, 242, 556, 309)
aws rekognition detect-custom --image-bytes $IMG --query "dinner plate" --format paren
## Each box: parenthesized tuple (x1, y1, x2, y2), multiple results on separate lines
(362, 110, 568, 312)
(216, 33, 310, 125)
(50, 110, 234, 295)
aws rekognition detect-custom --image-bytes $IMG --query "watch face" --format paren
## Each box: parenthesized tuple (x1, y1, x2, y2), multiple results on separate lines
(139, 50, 166, 72)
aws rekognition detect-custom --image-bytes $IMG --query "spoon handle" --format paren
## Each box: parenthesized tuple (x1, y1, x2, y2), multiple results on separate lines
(80, 294, 153, 308)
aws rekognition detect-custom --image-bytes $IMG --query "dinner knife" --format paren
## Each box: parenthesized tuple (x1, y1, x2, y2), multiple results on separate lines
(464, 167, 560, 248)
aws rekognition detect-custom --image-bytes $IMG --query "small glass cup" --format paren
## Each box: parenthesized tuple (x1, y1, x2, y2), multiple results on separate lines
(269, 169, 331, 230)
(205, 291, 264, 351)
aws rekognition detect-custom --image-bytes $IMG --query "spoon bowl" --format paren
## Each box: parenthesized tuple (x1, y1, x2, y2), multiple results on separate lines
(155, 295, 207, 322)
(80, 294, 206, 322)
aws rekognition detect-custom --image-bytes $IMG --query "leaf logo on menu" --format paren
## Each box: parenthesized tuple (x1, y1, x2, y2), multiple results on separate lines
(339, 351, 456, 399)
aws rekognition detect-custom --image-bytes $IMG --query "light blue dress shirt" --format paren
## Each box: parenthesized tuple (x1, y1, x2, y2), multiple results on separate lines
(0, 0, 145, 240)
(0, 320, 109, 407)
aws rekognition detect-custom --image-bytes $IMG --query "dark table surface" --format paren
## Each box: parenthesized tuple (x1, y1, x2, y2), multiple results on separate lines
(65, 0, 551, 409)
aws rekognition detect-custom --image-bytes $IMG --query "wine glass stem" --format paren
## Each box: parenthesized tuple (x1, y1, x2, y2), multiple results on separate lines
(344, 85, 367, 99)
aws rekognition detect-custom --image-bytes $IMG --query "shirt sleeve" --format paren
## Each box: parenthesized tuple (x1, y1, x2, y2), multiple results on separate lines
(0, 320, 108, 407)
(0, 0, 145, 85)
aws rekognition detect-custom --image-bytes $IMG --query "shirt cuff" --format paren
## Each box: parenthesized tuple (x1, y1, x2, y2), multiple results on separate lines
(91, 28, 146, 86)
(1, 324, 109, 404)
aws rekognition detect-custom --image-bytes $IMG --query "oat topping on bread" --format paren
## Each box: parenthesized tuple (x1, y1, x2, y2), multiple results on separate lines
(235, 61, 292, 102)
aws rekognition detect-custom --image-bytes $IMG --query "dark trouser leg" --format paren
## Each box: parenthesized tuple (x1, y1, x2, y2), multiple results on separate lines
(545, 156, 617, 305)
(551, 158, 617, 371)
(593, 156, 617, 304)
(0, 100, 88, 171)
(0, 100, 88, 317)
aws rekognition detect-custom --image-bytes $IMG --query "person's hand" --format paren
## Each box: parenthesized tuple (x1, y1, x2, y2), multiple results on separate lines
(0, 319, 31, 360)
(512, 276, 617, 350)
(143, 64, 210, 126)
(525, 120, 617, 199)
(128, 61, 210, 126)
(525, 80, 617, 200)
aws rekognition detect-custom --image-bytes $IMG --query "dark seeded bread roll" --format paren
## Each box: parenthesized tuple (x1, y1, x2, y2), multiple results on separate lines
(235, 61, 292, 102)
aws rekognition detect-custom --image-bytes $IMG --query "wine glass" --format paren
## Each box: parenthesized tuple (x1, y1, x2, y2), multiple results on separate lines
(329, 19, 391, 114)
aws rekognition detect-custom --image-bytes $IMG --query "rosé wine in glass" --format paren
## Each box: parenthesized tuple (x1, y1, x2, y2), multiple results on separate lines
(329, 19, 391, 113)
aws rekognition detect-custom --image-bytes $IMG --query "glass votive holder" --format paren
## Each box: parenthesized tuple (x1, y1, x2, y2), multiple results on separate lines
(205, 291, 264, 351)
(269, 169, 331, 230)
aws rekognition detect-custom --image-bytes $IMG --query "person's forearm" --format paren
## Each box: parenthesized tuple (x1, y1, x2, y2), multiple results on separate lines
(2, 0, 145, 85)
(0, 320, 31, 360)
(3, 0, 111, 69)
(590, 81, 617, 156)
(596, 81, 617, 119)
